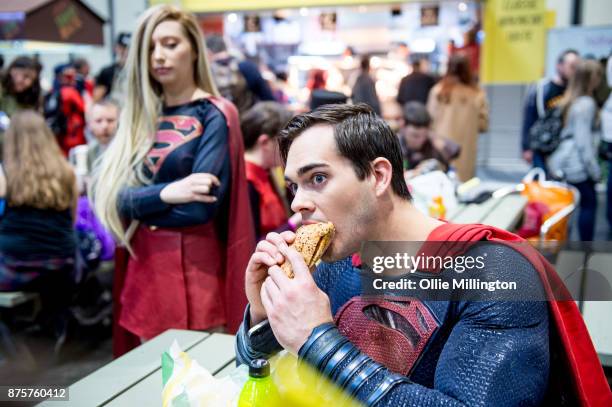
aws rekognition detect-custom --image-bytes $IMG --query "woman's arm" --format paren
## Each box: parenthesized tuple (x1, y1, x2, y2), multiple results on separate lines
(573, 97, 601, 181)
(120, 108, 231, 227)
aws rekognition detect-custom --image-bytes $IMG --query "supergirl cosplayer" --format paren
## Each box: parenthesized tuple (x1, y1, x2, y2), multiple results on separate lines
(92, 6, 254, 346)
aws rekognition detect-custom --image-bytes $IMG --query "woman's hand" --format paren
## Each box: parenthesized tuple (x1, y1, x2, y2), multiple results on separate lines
(160, 173, 220, 204)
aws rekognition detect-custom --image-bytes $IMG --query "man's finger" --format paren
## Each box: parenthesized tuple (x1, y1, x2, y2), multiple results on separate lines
(260, 280, 274, 314)
(249, 252, 278, 269)
(280, 230, 296, 245)
(266, 232, 290, 252)
(280, 246, 311, 280)
(256, 240, 284, 264)
(268, 265, 291, 291)
(263, 275, 282, 298)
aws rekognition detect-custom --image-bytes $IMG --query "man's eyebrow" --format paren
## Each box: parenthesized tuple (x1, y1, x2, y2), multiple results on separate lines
(296, 163, 330, 177)
(285, 163, 330, 182)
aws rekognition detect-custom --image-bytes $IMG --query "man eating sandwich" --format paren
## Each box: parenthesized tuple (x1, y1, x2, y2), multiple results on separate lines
(235, 104, 611, 406)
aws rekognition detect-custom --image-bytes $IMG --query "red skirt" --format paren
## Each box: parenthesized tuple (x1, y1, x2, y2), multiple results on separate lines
(119, 223, 226, 339)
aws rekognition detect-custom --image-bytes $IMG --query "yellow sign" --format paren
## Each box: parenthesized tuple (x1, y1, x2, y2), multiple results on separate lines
(151, 1, 408, 13)
(482, 0, 547, 84)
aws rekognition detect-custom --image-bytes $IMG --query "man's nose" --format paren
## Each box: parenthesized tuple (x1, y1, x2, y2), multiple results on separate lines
(290, 187, 315, 214)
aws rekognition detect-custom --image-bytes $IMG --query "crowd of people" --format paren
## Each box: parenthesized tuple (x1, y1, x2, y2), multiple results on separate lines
(521, 49, 612, 241)
(0, 2, 612, 403)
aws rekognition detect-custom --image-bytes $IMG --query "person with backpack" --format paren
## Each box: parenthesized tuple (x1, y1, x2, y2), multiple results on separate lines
(521, 50, 579, 170)
(205, 35, 274, 114)
(548, 60, 603, 241)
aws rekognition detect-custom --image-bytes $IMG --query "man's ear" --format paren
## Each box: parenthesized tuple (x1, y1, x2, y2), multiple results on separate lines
(370, 157, 393, 197)
(256, 134, 271, 147)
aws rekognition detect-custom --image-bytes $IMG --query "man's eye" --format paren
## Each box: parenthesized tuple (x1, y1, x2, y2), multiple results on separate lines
(312, 174, 326, 185)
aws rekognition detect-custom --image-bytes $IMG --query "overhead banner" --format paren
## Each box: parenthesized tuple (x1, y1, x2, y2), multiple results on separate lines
(482, 0, 547, 84)
(151, 1, 413, 13)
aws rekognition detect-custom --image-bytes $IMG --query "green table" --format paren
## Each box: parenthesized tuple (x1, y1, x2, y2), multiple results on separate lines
(38, 329, 236, 406)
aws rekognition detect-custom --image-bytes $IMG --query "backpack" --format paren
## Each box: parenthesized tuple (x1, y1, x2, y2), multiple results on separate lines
(43, 88, 67, 137)
(528, 80, 564, 154)
(210, 58, 254, 114)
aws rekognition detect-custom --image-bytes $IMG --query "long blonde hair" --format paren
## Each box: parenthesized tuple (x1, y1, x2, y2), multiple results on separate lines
(90, 5, 219, 249)
(3, 110, 75, 210)
(559, 59, 603, 120)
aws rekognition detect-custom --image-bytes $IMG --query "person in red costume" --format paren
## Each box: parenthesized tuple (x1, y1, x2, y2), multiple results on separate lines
(56, 65, 86, 156)
(91, 5, 254, 355)
(241, 102, 301, 239)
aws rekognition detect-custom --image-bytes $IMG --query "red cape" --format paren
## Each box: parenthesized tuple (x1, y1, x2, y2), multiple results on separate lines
(208, 96, 255, 333)
(427, 223, 611, 406)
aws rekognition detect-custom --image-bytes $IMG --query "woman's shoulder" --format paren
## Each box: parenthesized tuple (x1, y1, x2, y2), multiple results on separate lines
(570, 96, 597, 114)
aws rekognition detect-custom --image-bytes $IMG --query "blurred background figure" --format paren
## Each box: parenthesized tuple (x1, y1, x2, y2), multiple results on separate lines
(399, 101, 460, 179)
(351, 55, 381, 116)
(44, 64, 86, 156)
(603, 55, 612, 237)
(241, 102, 300, 240)
(521, 49, 580, 170)
(307, 69, 347, 110)
(205, 34, 274, 114)
(427, 54, 489, 182)
(94, 32, 131, 104)
(85, 98, 119, 171)
(397, 57, 437, 106)
(0, 111, 77, 302)
(73, 58, 94, 99)
(548, 59, 603, 241)
(0, 56, 42, 152)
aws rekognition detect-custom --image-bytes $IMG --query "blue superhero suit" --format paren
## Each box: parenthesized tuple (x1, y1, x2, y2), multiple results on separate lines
(236, 242, 553, 406)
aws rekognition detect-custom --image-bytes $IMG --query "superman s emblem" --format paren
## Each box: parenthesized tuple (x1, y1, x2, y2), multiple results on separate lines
(145, 115, 203, 175)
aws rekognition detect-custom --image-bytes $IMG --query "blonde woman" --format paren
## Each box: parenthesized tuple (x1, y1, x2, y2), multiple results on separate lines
(0, 111, 77, 292)
(91, 5, 254, 344)
(427, 55, 489, 182)
(548, 59, 603, 241)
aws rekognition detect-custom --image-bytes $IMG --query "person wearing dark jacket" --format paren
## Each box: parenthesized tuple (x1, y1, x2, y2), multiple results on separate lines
(521, 49, 579, 170)
(351, 55, 381, 116)
(396, 58, 437, 106)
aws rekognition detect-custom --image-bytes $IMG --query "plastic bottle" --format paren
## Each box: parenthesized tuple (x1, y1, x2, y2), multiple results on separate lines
(429, 195, 446, 220)
(238, 359, 280, 407)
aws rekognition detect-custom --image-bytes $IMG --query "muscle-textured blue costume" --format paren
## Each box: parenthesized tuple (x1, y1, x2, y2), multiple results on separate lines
(236, 241, 556, 406)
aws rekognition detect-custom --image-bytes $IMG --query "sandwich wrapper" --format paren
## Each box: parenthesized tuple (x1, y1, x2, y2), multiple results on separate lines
(161, 342, 363, 406)
(161, 341, 247, 407)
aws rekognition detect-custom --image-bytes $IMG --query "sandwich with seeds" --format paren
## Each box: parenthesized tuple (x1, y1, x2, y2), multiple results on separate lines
(280, 222, 335, 278)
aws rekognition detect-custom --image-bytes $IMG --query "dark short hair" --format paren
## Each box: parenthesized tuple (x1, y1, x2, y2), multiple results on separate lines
(205, 34, 227, 54)
(72, 58, 89, 71)
(240, 102, 293, 150)
(557, 49, 579, 65)
(278, 103, 411, 200)
(402, 101, 431, 127)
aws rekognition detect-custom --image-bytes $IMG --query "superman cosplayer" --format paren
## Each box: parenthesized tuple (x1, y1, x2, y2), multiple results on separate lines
(113, 97, 254, 352)
(235, 104, 611, 406)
